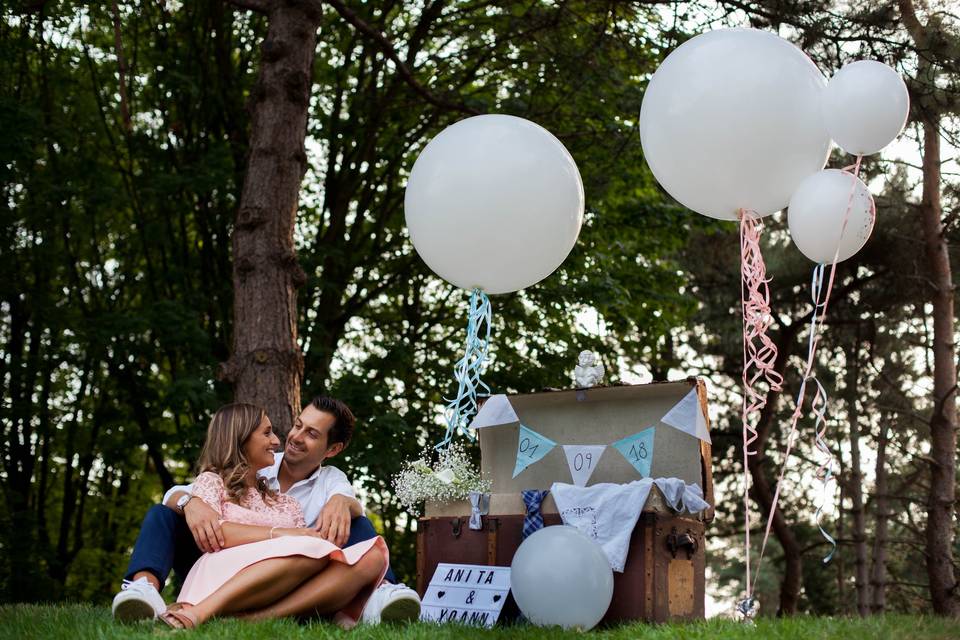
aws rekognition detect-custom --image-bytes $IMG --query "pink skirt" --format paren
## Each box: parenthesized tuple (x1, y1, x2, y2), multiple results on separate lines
(177, 535, 388, 628)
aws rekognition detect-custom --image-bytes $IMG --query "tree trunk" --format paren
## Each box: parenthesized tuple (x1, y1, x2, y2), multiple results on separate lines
(870, 416, 890, 614)
(835, 461, 847, 614)
(918, 117, 959, 617)
(750, 448, 804, 615)
(897, 1, 959, 615)
(847, 333, 871, 615)
(220, 0, 321, 436)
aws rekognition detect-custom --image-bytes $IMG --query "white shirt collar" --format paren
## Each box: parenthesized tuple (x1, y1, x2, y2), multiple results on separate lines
(258, 452, 324, 493)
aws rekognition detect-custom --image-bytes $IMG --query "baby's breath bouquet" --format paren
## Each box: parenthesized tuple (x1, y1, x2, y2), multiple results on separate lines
(393, 442, 490, 517)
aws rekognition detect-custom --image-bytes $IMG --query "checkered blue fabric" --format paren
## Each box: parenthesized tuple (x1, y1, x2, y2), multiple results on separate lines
(521, 489, 549, 540)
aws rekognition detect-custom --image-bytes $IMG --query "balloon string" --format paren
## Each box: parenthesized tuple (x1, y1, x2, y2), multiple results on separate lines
(738, 210, 784, 601)
(435, 288, 493, 450)
(748, 155, 866, 597)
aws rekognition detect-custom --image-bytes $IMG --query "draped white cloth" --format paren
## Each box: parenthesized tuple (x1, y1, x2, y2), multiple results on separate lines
(550, 478, 710, 572)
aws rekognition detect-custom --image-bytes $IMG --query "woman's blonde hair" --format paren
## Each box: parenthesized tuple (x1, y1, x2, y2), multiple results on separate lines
(197, 403, 275, 504)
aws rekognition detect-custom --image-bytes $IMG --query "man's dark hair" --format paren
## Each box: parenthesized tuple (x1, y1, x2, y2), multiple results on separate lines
(311, 395, 356, 448)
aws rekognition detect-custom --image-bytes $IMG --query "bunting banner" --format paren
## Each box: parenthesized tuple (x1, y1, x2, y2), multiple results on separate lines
(660, 388, 711, 443)
(562, 445, 607, 487)
(511, 425, 661, 486)
(469, 394, 520, 430)
(512, 425, 557, 478)
(611, 427, 656, 478)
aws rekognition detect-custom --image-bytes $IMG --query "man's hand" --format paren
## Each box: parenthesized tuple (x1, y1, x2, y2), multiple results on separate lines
(315, 495, 356, 547)
(184, 498, 224, 553)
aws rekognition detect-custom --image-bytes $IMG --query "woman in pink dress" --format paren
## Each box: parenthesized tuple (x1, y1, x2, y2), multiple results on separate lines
(159, 403, 388, 629)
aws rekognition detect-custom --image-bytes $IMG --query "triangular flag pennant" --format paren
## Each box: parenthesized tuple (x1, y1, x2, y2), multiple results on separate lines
(660, 388, 712, 443)
(470, 395, 520, 429)
(562, 445, 607, 487)
(512, 425, 557, 478)
(612, 428, 656, 477)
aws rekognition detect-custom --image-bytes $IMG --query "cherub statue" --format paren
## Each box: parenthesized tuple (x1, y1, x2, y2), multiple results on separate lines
(574, 350, 605, 388)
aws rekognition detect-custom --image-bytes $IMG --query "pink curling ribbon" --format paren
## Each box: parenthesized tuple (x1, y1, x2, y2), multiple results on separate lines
(738, 209, 784, 607)
(746, 155, 871, 602)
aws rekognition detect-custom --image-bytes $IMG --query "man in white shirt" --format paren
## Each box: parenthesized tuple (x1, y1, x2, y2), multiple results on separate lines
(112, 395, 420, 625)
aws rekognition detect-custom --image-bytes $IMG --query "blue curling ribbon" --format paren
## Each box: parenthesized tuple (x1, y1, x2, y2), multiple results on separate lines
(750, 264, 839, 597)
(809, 264, 838, 564)
(742, 160, 864, 602)
(435, 288, 492, 450)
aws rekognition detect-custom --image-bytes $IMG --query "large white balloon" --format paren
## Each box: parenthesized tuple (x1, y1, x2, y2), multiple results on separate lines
(404, 115, 584, 294)
(788, 169, 875, 264)
(510, 525, 613, 630)
(639, 28, 831, 220)
(822, 60, 910, 156)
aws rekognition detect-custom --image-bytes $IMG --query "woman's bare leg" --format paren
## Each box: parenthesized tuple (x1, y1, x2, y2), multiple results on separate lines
(185, 556, 329, 623)
(243, 548, 387, 620)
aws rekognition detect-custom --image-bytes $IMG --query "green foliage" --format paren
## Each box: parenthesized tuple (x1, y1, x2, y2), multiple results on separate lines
(1, 1, 248, 601)
(2, 1, 695, 603)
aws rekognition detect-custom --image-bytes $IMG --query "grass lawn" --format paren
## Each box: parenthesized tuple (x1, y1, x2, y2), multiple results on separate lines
(1, 605, 958, 640)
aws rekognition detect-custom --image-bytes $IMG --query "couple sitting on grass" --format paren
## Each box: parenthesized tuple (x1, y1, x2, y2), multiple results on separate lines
(111, 396, 421, 629)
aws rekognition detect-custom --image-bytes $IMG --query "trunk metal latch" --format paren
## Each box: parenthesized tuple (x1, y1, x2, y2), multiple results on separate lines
(666, 527, 698, 559)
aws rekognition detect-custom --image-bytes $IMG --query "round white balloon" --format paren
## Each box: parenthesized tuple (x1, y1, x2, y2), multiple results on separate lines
(639, 28, 831, 220)
(404, 115, 584, 294)
(510, 525, 613, 630)
(788, 169, 875, 264)
(822, 60, 910, 156)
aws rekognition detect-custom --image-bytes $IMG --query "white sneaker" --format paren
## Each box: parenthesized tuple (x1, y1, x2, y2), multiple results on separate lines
(360, 582, 422, 624)
(111, 577, 167, 623)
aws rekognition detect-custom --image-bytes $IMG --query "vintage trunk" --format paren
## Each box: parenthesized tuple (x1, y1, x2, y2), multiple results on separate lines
(416, 378, 714, 624)
(417, 512, 706, 623)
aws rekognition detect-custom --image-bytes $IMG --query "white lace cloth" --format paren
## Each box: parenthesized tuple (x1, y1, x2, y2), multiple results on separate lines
(550, 477, 710, 572)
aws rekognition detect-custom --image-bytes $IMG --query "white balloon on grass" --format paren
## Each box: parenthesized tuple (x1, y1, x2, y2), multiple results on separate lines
(404, 115, 584, 295)
(510, 525, 613, 630)
(822, 60, 909, 156)
(788, 169, 875, 264)
(639, 28, 831, 221)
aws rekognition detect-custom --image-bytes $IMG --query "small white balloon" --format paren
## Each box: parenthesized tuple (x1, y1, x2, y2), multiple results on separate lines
(788, 169, 875, 264)
(823, 60, 909, 156)
(640, 28, 831, 220)
(510, 525, 613, 630)
(404, 114, 584, 295)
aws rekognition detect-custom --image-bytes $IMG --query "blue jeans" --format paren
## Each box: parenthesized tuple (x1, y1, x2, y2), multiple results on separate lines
(345, 515, 397, 584)
(125, 505, 396, 586)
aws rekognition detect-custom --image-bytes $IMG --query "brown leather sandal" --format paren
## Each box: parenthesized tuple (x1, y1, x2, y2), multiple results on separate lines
(159, 607, 199, 629)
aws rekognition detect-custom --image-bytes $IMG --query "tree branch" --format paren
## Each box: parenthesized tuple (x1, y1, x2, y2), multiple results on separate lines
(321, 0, 480, 115)
(17, 0, 51, 13)
(898, 0, 927, 47)
(111, 0, 132, 131)
(227, 0, 275, 13)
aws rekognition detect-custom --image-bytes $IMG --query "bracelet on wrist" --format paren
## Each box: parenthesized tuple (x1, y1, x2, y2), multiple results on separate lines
(269, 526, 278, 540)
(177, 494, 194, 514)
